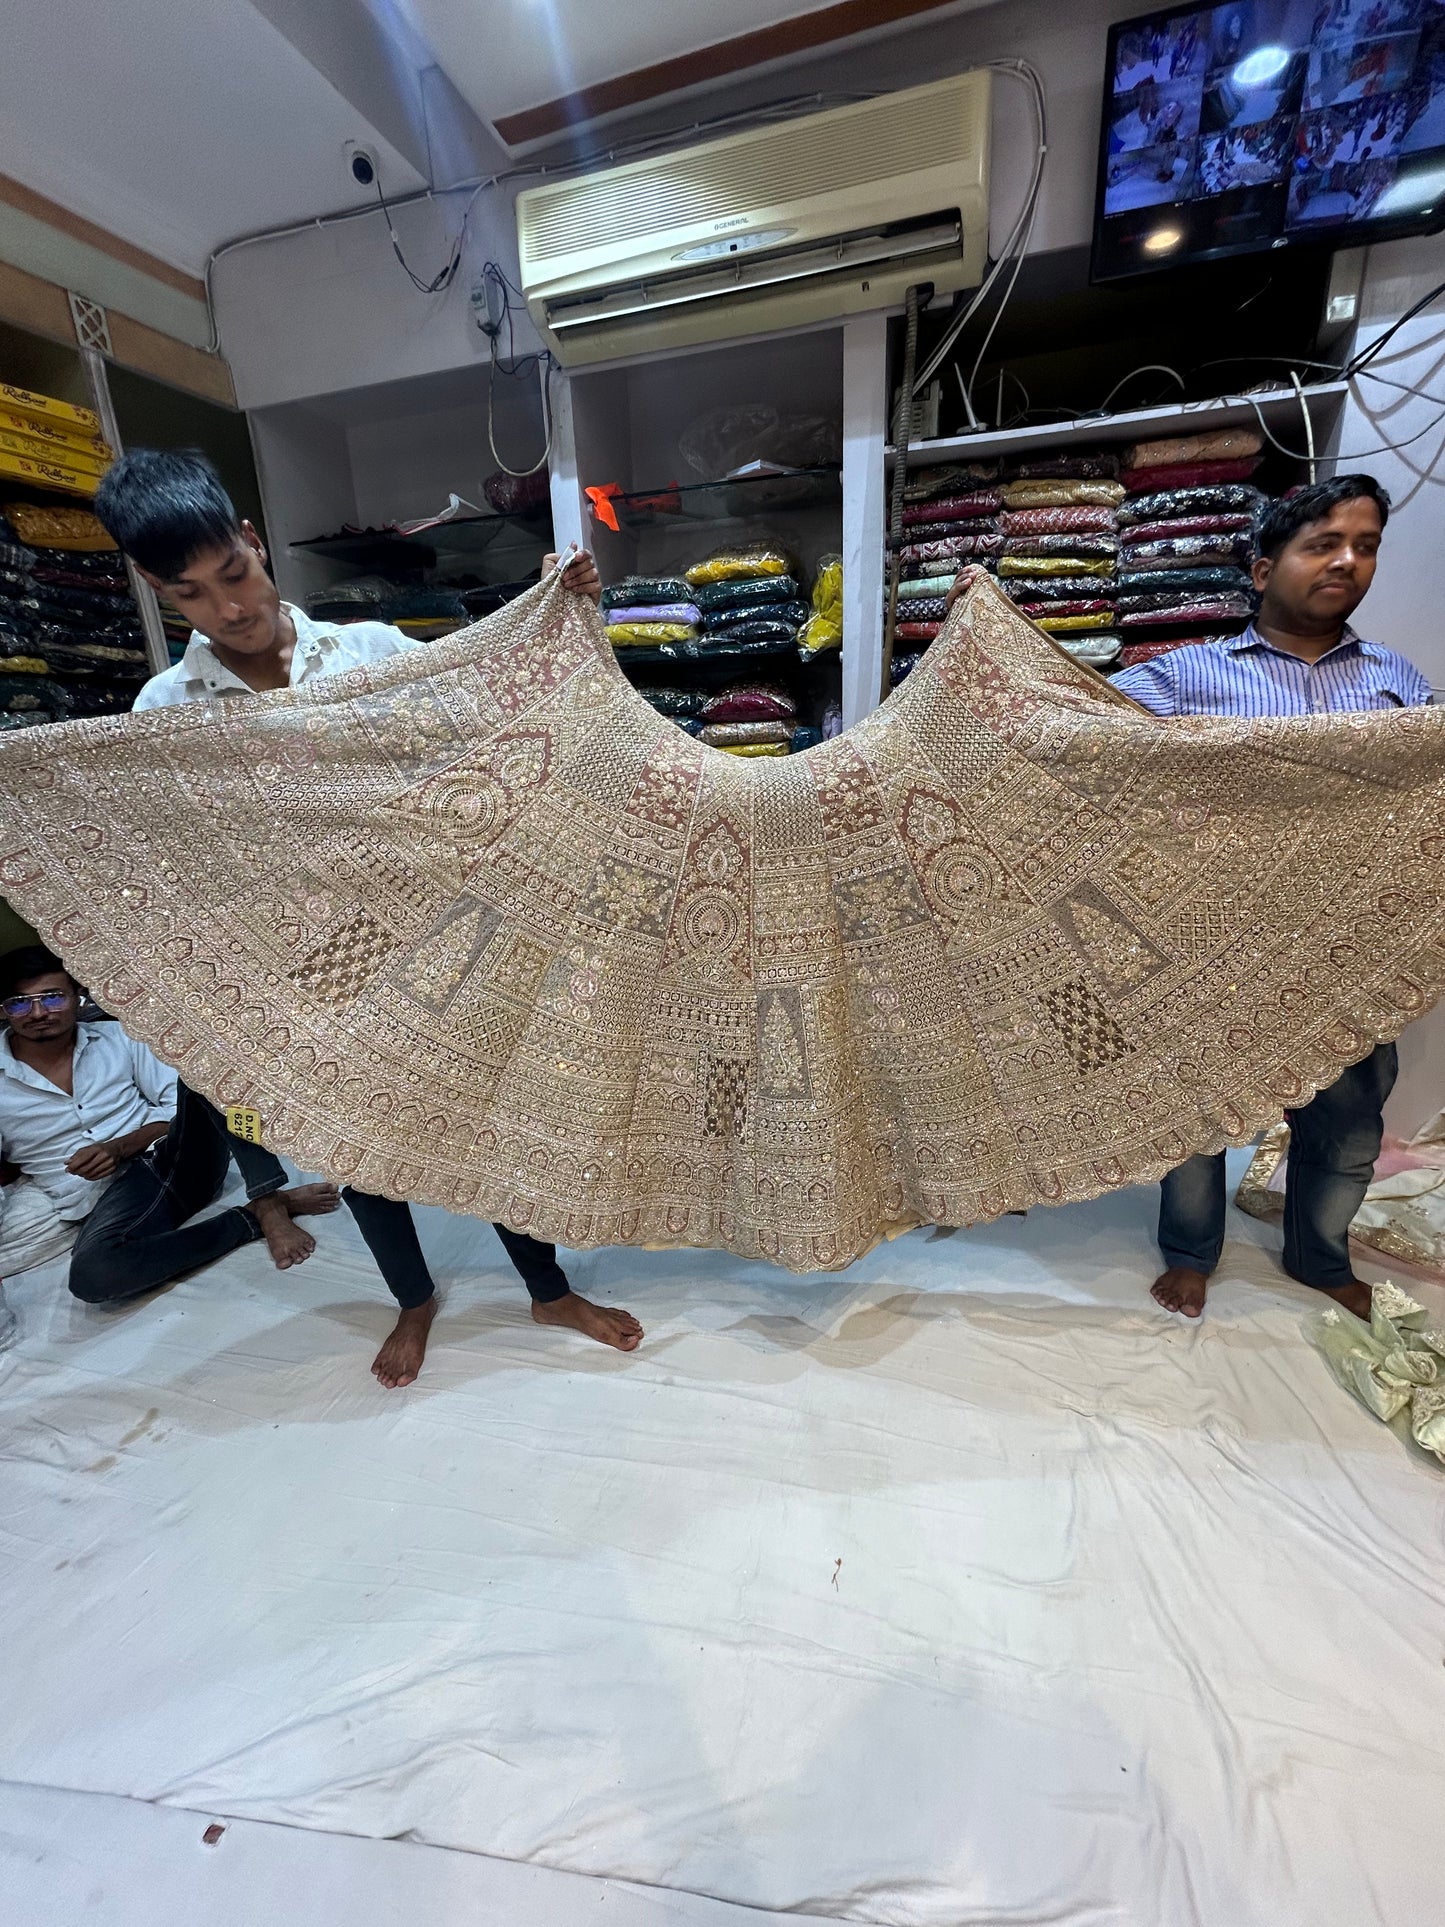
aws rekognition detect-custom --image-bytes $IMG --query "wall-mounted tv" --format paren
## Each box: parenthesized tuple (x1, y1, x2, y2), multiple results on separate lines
(1092, 1, 1445, 280)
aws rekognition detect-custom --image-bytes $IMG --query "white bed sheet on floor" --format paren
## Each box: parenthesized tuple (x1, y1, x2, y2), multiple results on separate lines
(1, 1163, 1443, 1927)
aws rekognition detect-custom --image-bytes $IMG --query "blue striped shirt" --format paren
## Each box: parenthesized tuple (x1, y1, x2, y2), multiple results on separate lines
(1109, 624, 1431, 718)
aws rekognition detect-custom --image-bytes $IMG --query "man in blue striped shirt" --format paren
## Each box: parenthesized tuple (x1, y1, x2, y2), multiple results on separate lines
(1111, 475, 1429, 1321)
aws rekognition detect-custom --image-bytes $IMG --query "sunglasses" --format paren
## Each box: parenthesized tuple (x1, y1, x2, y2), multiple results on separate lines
(1, 991, 72, 1018)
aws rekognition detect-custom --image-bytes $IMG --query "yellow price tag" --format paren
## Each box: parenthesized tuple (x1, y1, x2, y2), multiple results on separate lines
(225, 1106, 264, 1143)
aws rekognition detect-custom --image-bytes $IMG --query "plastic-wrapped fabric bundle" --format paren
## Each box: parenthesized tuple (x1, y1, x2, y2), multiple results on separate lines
(791, 725, 823, 752)
(699, 618, 799, 644)
(896, 531, 1003, 565)
(1015, 598, 1114, 620)
(699, 718, 795, 748)
(638, 686, 708, 717)
(600, 577, 691, 612)
(798, 556, 843, 659)
(1121, 514, 1254, 543)
(607, 621, 700, 646)
(704, 600, 809, 632)
(1121, 459, 1261, 495)
(1124, 429, 1261, 471)
(889, 651, 923, 683)
(1115, 484, 1262, 527)
(701, 683, 796, 723)
(1, 503, 115, 551)
(1003, 575, 1120, 602)
(998, 555, 1116, 579)
(1119, 595, 1253, 628)
(1002, 533, 1118, 560)
(1053, 632, 1121, 667)
(896, 620, 941, 641)
(895, 596, 948, 622)
(716, 740, 789, 757)
(1032, 609, 1116, 633)
(1120, 536, 1252, 568)
(900, 490, 1002, 526)
(1117, 565, 1253, 597)
(1117, 638, 1211, 667)
(898, 576, 956, 599)
(693, 575, 801, 612)
(685, 545, 792, 587)
(902, 461, 999, 501)
(605, 602, 703, 626)
(1000, 479, 1124, 510)
(894, 521, 1002, 545)
(1003, 451, 1120, 480)
(999, 506, 1117, 537)
(1309, 1284, 1445, 1466)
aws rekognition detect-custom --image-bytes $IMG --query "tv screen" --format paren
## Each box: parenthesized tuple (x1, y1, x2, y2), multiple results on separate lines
(1092, 1, 1445, 279)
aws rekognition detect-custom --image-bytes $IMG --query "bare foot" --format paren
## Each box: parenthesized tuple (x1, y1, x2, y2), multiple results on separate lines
(372, 1297, 438, 1389)
(247, 1182, 341, 1270)
(532, 1290, 643, 1351)
(1316, 1279, 1374, 1322)
(1151, 1265, 1210, 1319)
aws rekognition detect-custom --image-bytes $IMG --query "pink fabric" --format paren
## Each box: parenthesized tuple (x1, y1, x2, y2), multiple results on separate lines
(999, 507, 1117, 537)
(900, 490, 1002, 527)
(1120, 457, 1260, 495)
(1120, 515, 1255, 543)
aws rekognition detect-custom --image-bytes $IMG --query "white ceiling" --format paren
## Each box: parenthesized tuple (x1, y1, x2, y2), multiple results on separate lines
(0, 0, 426, 274)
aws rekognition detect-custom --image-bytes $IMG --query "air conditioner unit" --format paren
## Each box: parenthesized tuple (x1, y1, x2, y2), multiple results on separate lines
(516, 72, 992, 368)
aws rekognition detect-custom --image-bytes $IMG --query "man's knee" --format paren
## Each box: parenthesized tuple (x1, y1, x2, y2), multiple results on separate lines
(67, 1249, 127, 1305)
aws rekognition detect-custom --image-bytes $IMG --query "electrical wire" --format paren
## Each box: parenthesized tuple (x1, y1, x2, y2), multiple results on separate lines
(1290, 369, 1316, 484)
(1345, 276, 1445, 377)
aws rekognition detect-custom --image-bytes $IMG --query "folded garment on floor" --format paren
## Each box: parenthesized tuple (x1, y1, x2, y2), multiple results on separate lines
(1310, 1282, 1445, 1466)
(1117, 565, 1253, 597)
(1004, 575, 1120, 601)
(999, 506, 1118, 536)
(999, 555, 1116, 579)
(1117, 638, 1211, 667)
(1001, 480, 1125, 509)
(1003, 451, 1119, 481)
(605, 603, 703, 627)
(1121, 535, 1252, 569)
(701, 682, 796, 723)
(704, 600, 809, 632)
(1122, 458, 1261, 495)
(896, 620, 941, 641)
(1033, 610, 1117, 633)
(638, 686, 707, 717)
(1001, 533, 1118, 560)
(699, 719, 795, 749)
(1120, 514, 1255, 544)
(685, 545, 792, 586)
(900, 490, 1002, 526)
(1116, 484, 1264, 527)
(607, 621, 700, 646)
(903, 462, 999, 501)
(1053, 632, 1122, 667)
(1125, 428, 1262, 471)
(600, 576, 691, 612)
(889, 651, 923, 682)
(895, 597, 948, 622)
(896, 532, 1004, 566)
(693, 576, 801, 612)
(1120, 595, 1253, 627)
(1016, 598, 1114, 620)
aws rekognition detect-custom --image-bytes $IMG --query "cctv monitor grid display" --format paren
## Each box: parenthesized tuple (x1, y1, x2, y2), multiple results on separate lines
(1094, 0, 1445, 277)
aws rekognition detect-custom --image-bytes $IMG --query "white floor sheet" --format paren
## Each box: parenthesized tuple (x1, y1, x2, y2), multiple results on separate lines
(2, 1162, 1443, 1926)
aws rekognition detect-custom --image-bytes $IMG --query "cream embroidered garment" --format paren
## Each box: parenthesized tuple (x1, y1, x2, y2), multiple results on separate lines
(1, 569, 1443, 1271)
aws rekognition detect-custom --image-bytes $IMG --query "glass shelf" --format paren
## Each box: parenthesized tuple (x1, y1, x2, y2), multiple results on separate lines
(291, 508, 551, 568)
(597, 468, 841, 531)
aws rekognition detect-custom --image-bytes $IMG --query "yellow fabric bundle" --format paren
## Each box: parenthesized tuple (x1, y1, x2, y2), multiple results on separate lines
(607, 621, 699, 646)
(2, 657, 49, 674)
(798, 554, 843, 658)
(998, 556, 1115, 579)
(684, 547, 790, 587)
(717, 741, 788, 757)
(1033, 610, 1116, 632)
(1000, 480, 1125, 509)
(1, 502, 115, 549)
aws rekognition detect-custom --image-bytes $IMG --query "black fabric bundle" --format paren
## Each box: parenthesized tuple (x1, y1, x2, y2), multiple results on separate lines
(693, 576, 802, 612)
(600, 576, 691, 612)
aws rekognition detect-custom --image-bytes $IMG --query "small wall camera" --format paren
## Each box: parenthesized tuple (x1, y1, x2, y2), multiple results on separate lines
(345, 142, 378, 191)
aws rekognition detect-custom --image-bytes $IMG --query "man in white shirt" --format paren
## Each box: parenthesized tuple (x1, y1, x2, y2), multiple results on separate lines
(94, 449, 642, 1387)
(0, 946, 338, 1312)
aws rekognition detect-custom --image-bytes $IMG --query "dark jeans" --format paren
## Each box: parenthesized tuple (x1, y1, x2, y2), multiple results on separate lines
(68, 1082, 265, 1303)
(1158, 1043, 1397, 1292)
(71, 1081, 572, 1312)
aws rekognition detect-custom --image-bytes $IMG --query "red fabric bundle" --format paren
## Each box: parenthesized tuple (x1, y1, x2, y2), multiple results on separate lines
(1120, 515, 1255, 544)
(699, 682, 797, 723)
(1015, 598, 1113, 620)
(1117, 637, 1214, 667)
(999, 507, 1116, 537)
(900, 490, 1003, 527)
(1120, 457, 1260, 495)
(896, 620, 942, 641)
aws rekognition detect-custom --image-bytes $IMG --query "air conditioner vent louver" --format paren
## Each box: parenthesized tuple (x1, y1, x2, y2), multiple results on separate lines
(518, 71, 992, 367)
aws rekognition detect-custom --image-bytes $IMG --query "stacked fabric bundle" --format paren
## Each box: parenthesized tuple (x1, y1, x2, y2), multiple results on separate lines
(0, 385, 110, 497)
(601, 575, 702, 650)
(892, 468, 1003, 649)
(1115, 475, 1262, 662)
(308, 579, 468, 641)
(698, 680, 798, 757)
(687, 545, 808, 655)
(997, 452, 1125, 667)
(0, 503, 146, 719)
(1119, 427, 1263, 499)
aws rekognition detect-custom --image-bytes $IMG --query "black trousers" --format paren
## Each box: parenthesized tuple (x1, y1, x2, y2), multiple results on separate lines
(70, 1081, 571, 1310)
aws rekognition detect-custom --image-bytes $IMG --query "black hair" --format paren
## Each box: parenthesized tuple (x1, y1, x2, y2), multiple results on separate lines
(1257, 474, 1390, 561)
(0, 944, 73, 999)
(93, 448, 242, 580)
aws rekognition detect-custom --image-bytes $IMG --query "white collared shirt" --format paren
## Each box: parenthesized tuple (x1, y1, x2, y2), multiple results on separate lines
(0, 1023, 178, 1220)
(132, 604, 418, 710)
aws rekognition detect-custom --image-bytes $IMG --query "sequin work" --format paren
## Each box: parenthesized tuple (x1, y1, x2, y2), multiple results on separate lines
(1, 571, 1443, 1271)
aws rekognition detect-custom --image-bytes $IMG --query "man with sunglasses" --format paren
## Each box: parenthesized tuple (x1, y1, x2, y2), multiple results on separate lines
(91, 448, 642, 1387)
(0, 946, 339, 1319)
